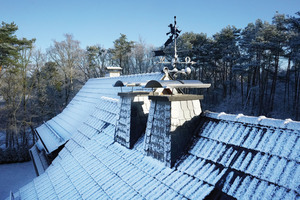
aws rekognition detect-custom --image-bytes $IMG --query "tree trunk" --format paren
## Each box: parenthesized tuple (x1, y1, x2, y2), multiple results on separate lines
(284, 56, 291, 110)
(294, 67, 300, 120)
(241, 74, 244, 104)
(269, 54, 279, 112)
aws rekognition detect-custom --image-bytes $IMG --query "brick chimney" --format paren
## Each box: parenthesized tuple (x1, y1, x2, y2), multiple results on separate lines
(115, 91, 151, 148)
(144, 95, 203, 167)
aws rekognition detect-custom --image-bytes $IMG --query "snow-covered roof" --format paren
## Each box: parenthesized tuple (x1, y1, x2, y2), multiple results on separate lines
(9, 73, 300, 199)
(187, 111, 300, 199)
(106, 66, 122, 70)
(13, 107, 300, 199)
(35, 72, 164, 154)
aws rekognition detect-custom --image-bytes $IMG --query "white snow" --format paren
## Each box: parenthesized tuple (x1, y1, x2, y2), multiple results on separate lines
(0, 162, 36, 200)
(246, 152, 261, 174)
(239, 152, 252, 171)
(221, 171, 234, 193)
(261, 156, 279, 180)
(10, 73, 300, 200)
(286, 121, 300, 131)
(289, 135, 300, 162)
(227, 175, 241, 196)
(248, 129, 263, 149)
(232, 151, 246, 170)
(270, 157, 287, 184)
(187, 158, 206, 177)
(263, 129, 280, 153)
(255, 129, 271, 152)
(219, 113, 238, 121)
(239, 177, 259, 200)
(250, 181, 268, 199)
(261, 183, 276, 199)
(219, 123, 238, 144)
(281, 131, 297, 159)
(238, 116, 259, 124)
(253, 154, 269, 178)
(204, 111, 300, 131)
(234, 176, 251, 199)
(231, 125, 247, 145)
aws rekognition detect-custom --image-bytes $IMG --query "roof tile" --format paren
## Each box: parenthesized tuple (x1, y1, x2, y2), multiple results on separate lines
(13, 75, 300, 200)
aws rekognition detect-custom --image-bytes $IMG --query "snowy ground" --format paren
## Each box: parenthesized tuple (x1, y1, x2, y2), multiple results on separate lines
(0, 161, 36, 200)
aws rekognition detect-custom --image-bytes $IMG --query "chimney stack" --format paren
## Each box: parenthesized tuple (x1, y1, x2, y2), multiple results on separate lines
(105, 66, 122, 77)
(115, 91, 151, 148)
(144, 95, 203, 167)
(114, 79, 210, 167)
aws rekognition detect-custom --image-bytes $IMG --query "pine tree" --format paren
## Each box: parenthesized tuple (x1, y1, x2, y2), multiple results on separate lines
(111, 34, 134, 74)
(0, 22, 34, 70)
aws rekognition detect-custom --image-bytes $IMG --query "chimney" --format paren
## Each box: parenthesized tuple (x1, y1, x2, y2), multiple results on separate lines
(115, 91, 151, 148)
(144, 95, 203, 167)
(113, 79, 210, 166)
(105, 66, 122, 77)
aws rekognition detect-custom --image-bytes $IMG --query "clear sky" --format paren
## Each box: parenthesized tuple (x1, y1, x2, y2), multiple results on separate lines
(1, 0, 299, 51)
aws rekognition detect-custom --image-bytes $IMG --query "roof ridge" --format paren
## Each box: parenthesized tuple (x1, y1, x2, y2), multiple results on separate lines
(203, 111, 300, 131)
(90, 72, 163, 80)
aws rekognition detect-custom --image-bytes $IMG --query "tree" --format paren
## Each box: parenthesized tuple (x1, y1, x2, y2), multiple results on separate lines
(0, 22, 20, 68)
(177, 32, 212, 81)
(0, 22, 35, 73)
(111, 34, 134, 74)
(213, 26, 240, 98)
(268, 13, 289, 112)
(130, 37, 157, 74)
(287, 12, 300, 120)
(0, 21, 35, 149)
(18, 40, 36, 147)
(31, 49, 64, 122)
(84, 45, 107, 78)
(47, 34, 85, 105)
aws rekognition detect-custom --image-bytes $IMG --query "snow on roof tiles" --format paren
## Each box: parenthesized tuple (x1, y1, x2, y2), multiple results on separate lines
(11, 75, 300, 200)
(194, 111, 300, 199)
(35, 72, 163, 154)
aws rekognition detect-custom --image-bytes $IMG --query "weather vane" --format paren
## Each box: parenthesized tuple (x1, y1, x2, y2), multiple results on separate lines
(154, 16, 196, 74)
(164, 16, 181, 48)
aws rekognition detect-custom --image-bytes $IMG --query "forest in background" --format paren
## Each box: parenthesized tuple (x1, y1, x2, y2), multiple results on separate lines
(0, 11, 299, 162)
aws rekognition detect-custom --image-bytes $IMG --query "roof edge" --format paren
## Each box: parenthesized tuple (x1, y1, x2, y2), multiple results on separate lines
(203, 110, 300, 130)
(90, 72, 164, 81)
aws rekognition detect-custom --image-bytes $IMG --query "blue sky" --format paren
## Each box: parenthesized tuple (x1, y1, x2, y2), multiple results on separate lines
(1, 0, 299, 51)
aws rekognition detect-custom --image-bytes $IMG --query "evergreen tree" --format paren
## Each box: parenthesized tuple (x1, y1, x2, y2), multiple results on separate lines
(0, 21, 35, 149)
(111, 34, 134, 74)
(287, 12, 300, 120)
(0, 22, 34, 70)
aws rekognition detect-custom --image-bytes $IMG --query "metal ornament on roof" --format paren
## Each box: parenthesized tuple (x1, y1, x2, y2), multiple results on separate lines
(155, 16, 196, 77)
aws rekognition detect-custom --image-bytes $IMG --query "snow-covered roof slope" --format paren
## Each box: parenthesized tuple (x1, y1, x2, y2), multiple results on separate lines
(35, 72, 163, 154)
(12, 104, 299, 200)
(189, 111, 300, 199)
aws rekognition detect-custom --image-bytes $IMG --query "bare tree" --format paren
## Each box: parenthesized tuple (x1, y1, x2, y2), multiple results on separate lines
(47, 34, 85, 105)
